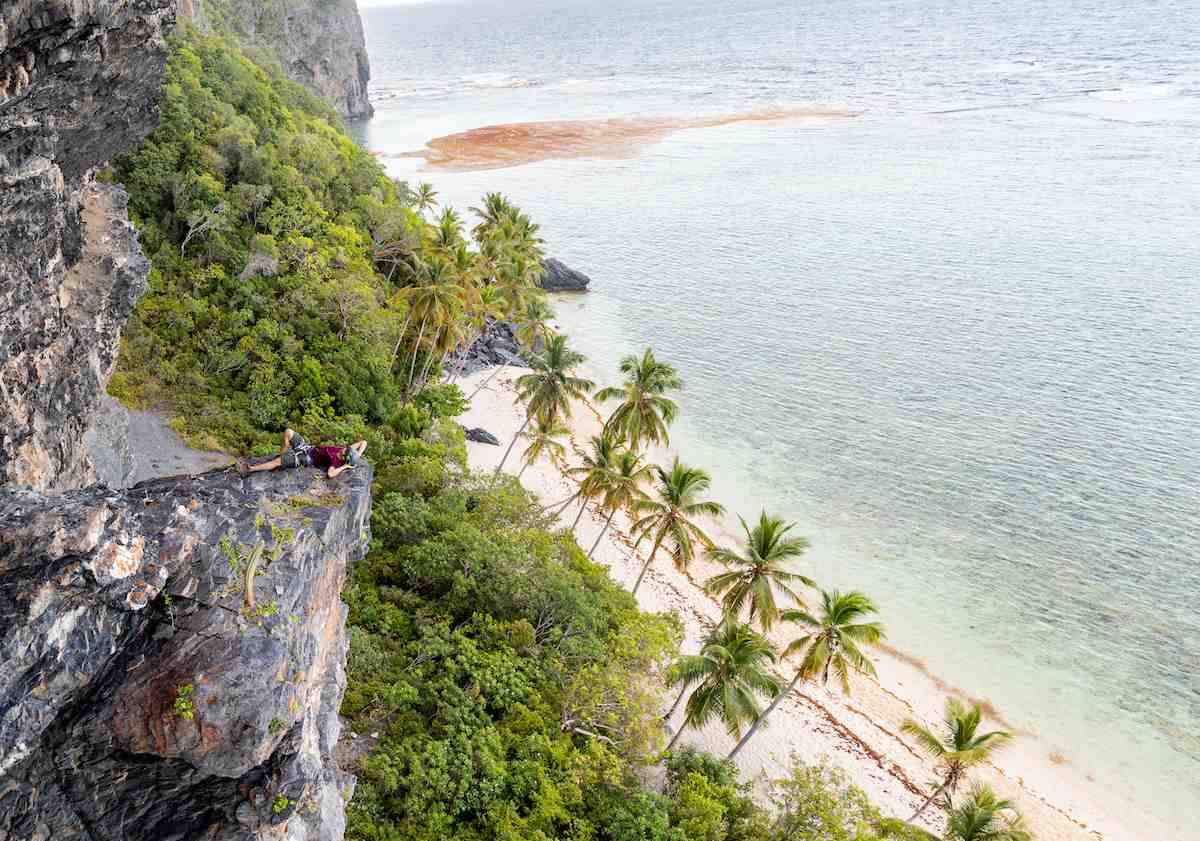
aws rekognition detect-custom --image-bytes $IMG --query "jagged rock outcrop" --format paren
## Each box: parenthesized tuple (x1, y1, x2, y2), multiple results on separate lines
(449, 320, 531, 378)
(539, 258, 591, 292)
(0, 462, 372, 841)
(0, 0, 175, 490)
(183, 0, 373, 118)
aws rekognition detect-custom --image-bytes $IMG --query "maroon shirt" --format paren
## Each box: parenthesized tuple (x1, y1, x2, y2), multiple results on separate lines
(308, 445, 347, 469)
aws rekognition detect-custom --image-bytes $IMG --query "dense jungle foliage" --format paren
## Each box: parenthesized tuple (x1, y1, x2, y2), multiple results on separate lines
(110, 24, 984, 841)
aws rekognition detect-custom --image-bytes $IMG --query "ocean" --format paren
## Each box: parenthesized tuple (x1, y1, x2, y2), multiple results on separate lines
(355, 0, 1200, 833)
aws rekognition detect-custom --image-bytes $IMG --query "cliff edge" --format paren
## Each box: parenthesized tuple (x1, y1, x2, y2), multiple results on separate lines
(0, 0, 175, 490)
(183, 0, 374, 118)
(0, 463, 372, 841)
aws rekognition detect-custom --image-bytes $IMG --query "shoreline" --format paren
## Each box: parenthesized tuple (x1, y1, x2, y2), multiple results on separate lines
(458, 365, 1162, 841)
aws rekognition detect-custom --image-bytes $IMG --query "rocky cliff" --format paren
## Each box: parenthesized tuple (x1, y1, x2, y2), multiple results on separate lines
(0, 0, 175, 490)
(183, 0, 373, 118)
(0, 462, 372, 841)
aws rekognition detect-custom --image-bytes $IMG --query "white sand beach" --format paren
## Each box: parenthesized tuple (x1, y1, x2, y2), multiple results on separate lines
(458, 366, 1162, 841)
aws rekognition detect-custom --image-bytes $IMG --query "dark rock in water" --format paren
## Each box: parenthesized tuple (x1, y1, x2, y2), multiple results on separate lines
(0, 462, 372, 840)
(539, 258, 592, 292)
(463, 427, 501, 446)
(0, 0, 176, 489)
(448, 320, 532, 379)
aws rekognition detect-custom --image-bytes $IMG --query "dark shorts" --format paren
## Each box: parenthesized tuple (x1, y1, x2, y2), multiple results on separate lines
(280, 431, 312, 469)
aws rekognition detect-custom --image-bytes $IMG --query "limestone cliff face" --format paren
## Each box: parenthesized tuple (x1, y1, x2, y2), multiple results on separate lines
(0, 0, 175, 490)
(0, 463, 372, 841)
(185, 0, 374, 118)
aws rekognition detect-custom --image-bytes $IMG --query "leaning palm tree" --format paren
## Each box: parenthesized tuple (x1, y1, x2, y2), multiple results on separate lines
(664, 620, 779, 753)
(517, 416, 570, 479)
(588, 449, 652, 558)
(630, 459, 725, 594)
(704, 511, 813, 631)
(494, 335, 594, 479)
(942, 784, 1032, 841)
(726, 589, 884, 759)
(902, 699, 1014, 821)
(516, 295, 556, 349)
(595, 348, 682, 451)
(414, 182, 438, 218)
(561, 431, 620, 530)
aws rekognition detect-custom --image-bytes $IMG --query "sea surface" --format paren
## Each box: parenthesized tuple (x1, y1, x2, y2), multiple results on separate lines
(356, 0, 1200, 833)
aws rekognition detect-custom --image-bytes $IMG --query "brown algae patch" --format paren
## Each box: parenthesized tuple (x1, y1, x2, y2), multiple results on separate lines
(391, 108, 858, 171)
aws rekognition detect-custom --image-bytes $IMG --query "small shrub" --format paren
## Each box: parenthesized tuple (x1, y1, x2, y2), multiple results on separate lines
(272, 795, 292, 814)
(173, 683, 195, 720)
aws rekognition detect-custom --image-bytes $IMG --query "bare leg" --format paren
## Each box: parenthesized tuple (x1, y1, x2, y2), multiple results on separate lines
(281, 429, 295, 455)
(350, 440, 367, 458)
(245, 457, 283, 473)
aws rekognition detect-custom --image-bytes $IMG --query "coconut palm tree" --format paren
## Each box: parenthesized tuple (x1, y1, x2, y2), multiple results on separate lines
(703, 511, 813, 631)
(726, 589, 884, 760)
(470, 191, 513, 240)
(414, 182, 438, 218)
(494, 334, 594, 479)
(942, 784, 1032, 841)
(402, 257, 464, 391)
(588, 449, 652, 558)
(561, 431, 620, 529)
(516, 295, 556, 349)
(595, 348, 682, 451)
(518, 416, 570, 479)
(902, 699, 1014, 821)
(630, 459, 725, 594)
(449, 284, 508, 384)
(663, 620, 779, 753)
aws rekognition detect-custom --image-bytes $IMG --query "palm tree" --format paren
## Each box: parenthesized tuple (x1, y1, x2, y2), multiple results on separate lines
(401, 257, 464, 391)
(516, 295, 556, 349)
(562, 431, 619, 530)
(470, 191, 513, 240)
(630, 459, 725, 594)
(518, 416, 569, 479)
(595, 348, 682, 451)
(415, 182, 438, 218)
(726, 589, 884, 760)
(664, 620, 779, 753)
(704, 511, 813, 631)
(942, 784, 1031, 841)
(588, 449, 652, 558)
(902, 699, 1014, 821)
(494, 335, 594, 479)
(449, 284, 508, 384)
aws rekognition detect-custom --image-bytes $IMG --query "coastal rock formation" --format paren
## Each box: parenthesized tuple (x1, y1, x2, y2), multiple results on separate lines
(184, 0, 374, 118)
(0, 463, 372, 841)
(539, 258, 592, 292)
(462, 427, 501, 446)
(450, 320, 531, 378)
(0, 0, 175, 489)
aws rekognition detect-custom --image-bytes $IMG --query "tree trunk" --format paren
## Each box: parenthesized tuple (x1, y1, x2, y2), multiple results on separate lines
(467, 364, 506, 400)
(664, 715, 689, 754)
(449, 328, 482, 383)
(909, 777, 952, 822)
(406, 316, 429, 392)
(548, 491, 579, 516)
(518, 460, 529, 480)
(727, 669, 804, 761)
(664, 684, 689, 721)
(571, 498, 589, 531)
(632, 532, 666, 595)
(588, 510, 615, 559)
(390, 310, 414, 368)
(494, 412, 532, 480)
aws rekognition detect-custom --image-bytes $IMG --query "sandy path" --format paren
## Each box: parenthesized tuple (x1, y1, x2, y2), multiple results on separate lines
(458, 366, 1162, 841)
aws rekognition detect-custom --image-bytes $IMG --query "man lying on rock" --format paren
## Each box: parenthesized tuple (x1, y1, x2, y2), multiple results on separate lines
(237, 429, 367, 479)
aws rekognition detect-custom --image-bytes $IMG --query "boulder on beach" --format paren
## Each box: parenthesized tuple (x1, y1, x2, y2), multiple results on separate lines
(538, 258, 591, 292)
(463, 427, 501, 446)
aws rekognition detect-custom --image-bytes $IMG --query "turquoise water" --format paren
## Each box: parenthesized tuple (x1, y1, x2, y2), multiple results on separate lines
(357, 0, 1200, 832)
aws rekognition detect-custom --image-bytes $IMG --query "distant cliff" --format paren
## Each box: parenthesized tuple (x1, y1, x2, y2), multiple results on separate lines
(0, 0, 176, 489)
(183, 0, 374, 118)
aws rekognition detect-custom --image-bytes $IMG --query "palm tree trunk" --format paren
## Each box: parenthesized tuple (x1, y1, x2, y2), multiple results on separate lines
(548, 491, 579, 516)
(664, 715, 689, 754)
(588, 510, 615, 559)
(664, 685, 689, 721)
(632, 532, 666, 595)
(416, 338, 445, 390)
(571, 498, 590, 531)
(406, 316, 429, 392)
(727, 669, 804, 761)
(449, 328, 482, 383)
(494, 412, 532, 480)
(517, 460, 529, 480)
(909, 777, 952, 822)
(390, 309, 415, 367)
(467, 364, 506, 400)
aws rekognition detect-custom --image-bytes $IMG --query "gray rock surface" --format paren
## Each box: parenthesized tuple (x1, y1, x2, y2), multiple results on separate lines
(449, 320, 532, 378)
(0, 461, 372, 841)
(462, 427, 501, 446)
(184, 0, 374, 118)
(539, 258, 592, 292)
(0, 0, 175, 489)
(85, 396, 232, 488)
